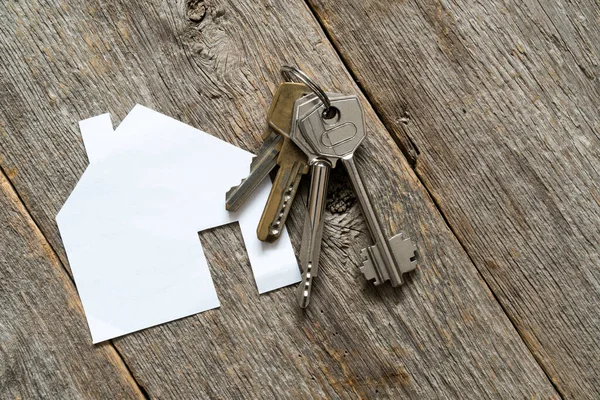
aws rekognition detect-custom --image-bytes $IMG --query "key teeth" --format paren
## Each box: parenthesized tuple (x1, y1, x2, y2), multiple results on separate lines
(248, 154, 261, 170)
(389, 233, 418, 274)
(360, 248, 381, 285)
(225, 179, 246, 210)
(226, 179, 244, 197)
(359, 233, 418, 286)
(225, 154, 259, 210)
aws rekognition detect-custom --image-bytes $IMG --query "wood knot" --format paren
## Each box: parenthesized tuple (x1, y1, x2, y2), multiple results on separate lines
(396, 109, 410, 125)
(186, 0, 206, 22)
(326, 177, 357, 214)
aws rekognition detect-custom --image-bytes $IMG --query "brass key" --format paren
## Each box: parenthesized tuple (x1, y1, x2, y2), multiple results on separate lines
(256, 83, 311, 242)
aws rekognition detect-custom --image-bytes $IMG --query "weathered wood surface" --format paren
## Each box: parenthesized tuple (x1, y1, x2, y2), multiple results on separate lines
(0, 0, 569, 398)
(307, 0, 600, 397)
(0, 171, 144, 399)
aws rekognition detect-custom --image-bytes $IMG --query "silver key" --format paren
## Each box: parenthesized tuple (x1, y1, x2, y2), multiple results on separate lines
(225, 131, 282, 211)
(297, 159, 330, 308)
(291, 93, 417, 307)
(292, 93, 360, 307)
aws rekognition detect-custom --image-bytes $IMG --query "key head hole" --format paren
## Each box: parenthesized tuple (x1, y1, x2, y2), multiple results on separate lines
(322, 106, 340, 122)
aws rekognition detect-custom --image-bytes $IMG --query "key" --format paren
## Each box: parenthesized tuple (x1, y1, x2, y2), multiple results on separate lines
(256, 83, 311, 242)
(291, 93, 417, 307)
(289, 93, 342, 308)
(225, 82, 309, 212)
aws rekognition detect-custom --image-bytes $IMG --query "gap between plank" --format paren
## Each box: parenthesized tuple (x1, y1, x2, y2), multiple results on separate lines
(301, 1, 565, 397)
(0, 165, 149, 400)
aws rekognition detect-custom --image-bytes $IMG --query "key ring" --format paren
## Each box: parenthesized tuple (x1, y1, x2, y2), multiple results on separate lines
(281, 65, 337, 119)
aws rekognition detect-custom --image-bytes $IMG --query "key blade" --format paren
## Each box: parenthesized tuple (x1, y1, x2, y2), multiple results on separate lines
(360, 245, 390, 285)
(296, 160, 331, 308)
(257, 139, 307, 242)
(389, 233, 417, 275)
(360, 248, 381, 285)
(360, 233, 417, 286)
(225, 131, 282, 211)
(298, 261, 314, 308)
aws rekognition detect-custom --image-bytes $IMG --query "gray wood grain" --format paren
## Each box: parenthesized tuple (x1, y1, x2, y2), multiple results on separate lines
(0, 171, 144, 399)
(0, 0, 560, 398)
(307, 0, 600, 397)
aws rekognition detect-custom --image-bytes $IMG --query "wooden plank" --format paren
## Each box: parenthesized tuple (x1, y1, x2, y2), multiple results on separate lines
(306, 0, 600, 397)
(0, 0, 559, 398)
(0, 171, 144, 399)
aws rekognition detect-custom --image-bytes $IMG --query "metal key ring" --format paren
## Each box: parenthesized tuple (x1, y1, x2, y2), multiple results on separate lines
(281, 65, 336, 119)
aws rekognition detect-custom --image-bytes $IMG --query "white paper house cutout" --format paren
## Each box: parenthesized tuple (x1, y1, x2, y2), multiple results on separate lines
(57, 105, 300, 343)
